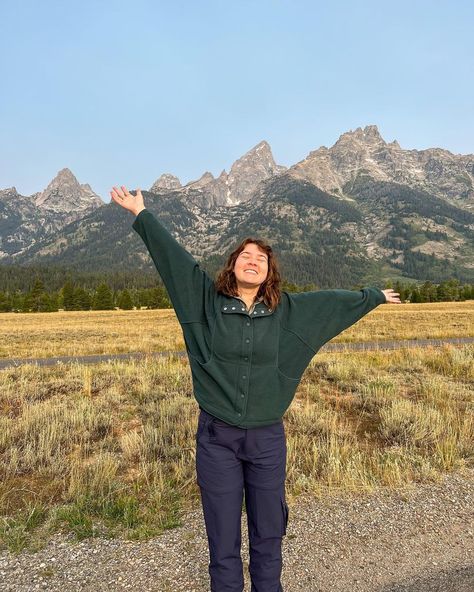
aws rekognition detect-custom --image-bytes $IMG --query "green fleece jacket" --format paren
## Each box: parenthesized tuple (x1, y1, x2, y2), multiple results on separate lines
(132, 208, 386, 427)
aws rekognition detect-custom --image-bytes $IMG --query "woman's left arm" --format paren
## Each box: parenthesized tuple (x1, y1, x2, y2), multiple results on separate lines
(283, 286, 400, 352)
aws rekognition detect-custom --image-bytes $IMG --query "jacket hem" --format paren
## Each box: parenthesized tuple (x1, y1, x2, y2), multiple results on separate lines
(195, 398, 283, 428)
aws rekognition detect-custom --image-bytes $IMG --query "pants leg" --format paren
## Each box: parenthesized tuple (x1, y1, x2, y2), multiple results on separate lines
(245, 485, 287, 592)
(195, 408, 288, 592)
(199, 487, 245, 592)
(196, 410, 246, 592)
(244, 421, 288, 592)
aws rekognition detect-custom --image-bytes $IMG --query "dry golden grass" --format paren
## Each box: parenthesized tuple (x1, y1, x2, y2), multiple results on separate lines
(1, 300, 473, 359)
(286, 345, 473, 495)
(0, 301, 472, 551)
(0, 309, 181, 359)
(0, 342, 472, 552)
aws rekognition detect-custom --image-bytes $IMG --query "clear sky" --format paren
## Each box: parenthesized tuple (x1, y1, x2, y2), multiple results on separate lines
(1, 0, 473, 203)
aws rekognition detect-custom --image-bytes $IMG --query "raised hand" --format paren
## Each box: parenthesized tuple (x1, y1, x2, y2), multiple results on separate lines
(110, 185, 145, 217)
(381, 288, 402, 304)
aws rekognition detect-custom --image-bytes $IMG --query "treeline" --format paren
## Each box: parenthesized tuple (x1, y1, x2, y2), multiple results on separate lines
(0, 264, 160, 293)
(391, 278, 474, 303)
(0, 279, 172, 313)
(0, 278, 472, 313)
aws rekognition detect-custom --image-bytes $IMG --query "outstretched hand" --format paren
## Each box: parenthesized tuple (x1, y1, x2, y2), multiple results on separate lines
(382, 289, 402, 304)
(110, 185, 145, 217)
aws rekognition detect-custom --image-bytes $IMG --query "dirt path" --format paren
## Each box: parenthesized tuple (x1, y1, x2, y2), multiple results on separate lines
(1, 468, 472, 591)
(1, 337, 473, 369)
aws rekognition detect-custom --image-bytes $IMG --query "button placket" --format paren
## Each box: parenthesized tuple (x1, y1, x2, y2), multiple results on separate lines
(238, 313, 253, 416)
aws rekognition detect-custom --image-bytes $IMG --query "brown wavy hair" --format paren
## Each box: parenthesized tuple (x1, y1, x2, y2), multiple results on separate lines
(215, 237, 282, 310)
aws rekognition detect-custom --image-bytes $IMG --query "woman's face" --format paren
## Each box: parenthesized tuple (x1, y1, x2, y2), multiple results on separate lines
(233, 243, 269, 289)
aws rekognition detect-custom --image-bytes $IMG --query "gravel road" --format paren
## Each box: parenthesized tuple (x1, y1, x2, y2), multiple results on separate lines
(1, 337, 473, 370)
(1, 468, 472, 591)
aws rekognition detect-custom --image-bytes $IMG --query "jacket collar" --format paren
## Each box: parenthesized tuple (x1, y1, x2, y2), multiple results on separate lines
(221, 296, 273, 317)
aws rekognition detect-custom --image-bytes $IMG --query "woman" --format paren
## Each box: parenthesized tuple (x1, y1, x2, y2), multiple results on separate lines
(110, 185, 401, 592)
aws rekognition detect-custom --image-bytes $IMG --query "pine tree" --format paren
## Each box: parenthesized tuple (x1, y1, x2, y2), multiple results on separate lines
(29, 278, 46, 312)
(74, 287, 92, 310)
(62, 280, 75, 310)
(117, 289, 133, 310)
(92, 283, 114, 310)
(410, 287, 421, 303)
(0, 291, 11, 312)
(146, 286, 171, 309)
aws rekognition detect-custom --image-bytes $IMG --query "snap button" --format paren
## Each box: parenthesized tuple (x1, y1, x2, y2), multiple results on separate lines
(246, 322, 250, 326)
(238, 413, 241, 416)
(241, 394, 244, 398)
(232, 307, 235, 310)
(242, 375, 246, 379)
(245, 338, 250, 343)
(223, 307, 227, 310)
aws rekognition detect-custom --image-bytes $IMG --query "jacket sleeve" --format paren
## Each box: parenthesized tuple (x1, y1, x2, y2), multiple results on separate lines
(284, 287, 386, 352)
(132, 208, 216, 323)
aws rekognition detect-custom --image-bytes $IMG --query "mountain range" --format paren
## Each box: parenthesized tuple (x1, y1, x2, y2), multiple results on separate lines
(1, 125, 473, 287)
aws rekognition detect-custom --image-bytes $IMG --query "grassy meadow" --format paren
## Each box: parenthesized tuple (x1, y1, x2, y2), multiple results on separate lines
(0, 300, 473, 359)
(0, 301, 473, 553)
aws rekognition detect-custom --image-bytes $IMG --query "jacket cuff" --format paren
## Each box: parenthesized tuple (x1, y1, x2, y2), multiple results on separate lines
(132, 208, 149, 231)
(370, 287, 386, 305)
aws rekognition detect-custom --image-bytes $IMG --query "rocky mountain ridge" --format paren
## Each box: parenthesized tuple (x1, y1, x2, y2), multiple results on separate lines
(0, 169, 102, 259)
(1, 126, 473, 285)
(289, 125, 474, 208)
(149, 140, 287, 207)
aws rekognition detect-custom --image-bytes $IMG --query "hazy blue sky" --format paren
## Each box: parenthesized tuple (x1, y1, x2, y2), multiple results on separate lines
(1, 0, 473, 202)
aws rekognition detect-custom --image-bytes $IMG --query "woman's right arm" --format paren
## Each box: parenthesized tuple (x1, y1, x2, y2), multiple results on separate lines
(110, 185, 216, 324)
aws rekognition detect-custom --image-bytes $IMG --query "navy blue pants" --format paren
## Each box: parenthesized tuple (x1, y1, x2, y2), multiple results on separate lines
(196, 407, 289, 592)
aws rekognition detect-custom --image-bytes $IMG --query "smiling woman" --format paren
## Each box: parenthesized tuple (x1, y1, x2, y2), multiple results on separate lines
(214, 236, 281, 313)
(109, 184, 400, 592)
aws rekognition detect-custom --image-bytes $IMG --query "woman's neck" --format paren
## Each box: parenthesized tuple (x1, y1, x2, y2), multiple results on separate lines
(237, 286, 260, 309)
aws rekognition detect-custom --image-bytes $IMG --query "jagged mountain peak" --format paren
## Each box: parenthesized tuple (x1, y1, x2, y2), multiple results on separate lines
(56, 167, 77, 181)
(34, 168, 103, 212)
(148, 140, 286, 208)
(243, 139, 271, 155)
(289, 124, 474, 206)
(223, 140, 286, 204)
(0, 187, 20, 200)
(186, 171, 215, 189)
(230, 140, 275, 170)
(150, 173, 182, 192)
(334, 124, 386, 147)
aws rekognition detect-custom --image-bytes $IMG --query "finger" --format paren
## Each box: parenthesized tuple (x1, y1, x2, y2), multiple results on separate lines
(113, 185, 125, 199)
(110, 191, 121, 204)
(112, 186, 124, 199)
(121, 185, 131, 197)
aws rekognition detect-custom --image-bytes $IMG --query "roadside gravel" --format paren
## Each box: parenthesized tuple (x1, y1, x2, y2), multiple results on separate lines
(1, 468, 472, 592)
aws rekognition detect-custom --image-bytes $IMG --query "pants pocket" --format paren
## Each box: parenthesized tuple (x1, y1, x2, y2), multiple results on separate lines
(196, 410, 208, 440)
(247, 486, 288, 539)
